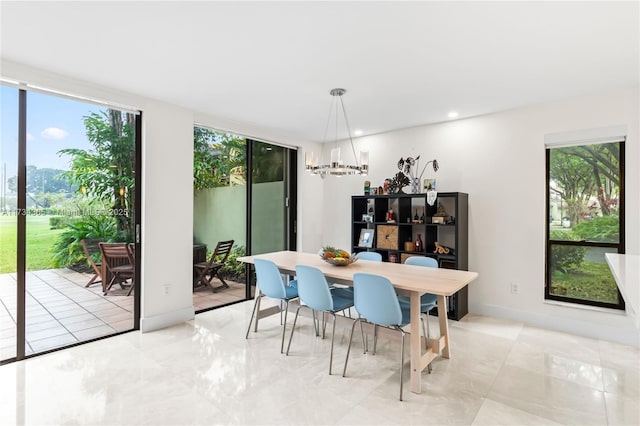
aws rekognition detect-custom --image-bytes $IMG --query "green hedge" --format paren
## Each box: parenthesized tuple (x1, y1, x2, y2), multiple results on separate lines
(550, 230, 585, 273)
(49, 216, 75, 230)
(573, 215, 619, 243)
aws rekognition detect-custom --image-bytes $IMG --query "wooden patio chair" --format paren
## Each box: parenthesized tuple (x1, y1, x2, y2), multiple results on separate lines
(193, 240, 234, 292)
(99, 242, 135, 296)
(81, 238, 103, 288)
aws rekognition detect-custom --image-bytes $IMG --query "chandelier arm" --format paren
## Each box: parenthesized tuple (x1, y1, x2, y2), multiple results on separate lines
(322, 95, 335, 144)
(318, 95, 338, 166)
(338, 95, 359, 167)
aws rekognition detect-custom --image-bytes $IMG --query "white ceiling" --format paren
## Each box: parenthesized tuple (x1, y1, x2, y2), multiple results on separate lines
(1, 1, 638, 143)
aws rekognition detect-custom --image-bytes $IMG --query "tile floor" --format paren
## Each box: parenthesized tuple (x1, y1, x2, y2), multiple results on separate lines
(0, 301, 637, 425)
(0, 269, 247, 359)
(192, 279, 248, 311)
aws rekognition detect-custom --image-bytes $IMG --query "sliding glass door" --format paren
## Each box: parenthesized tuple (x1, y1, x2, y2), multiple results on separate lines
(192, 128, 247, 311)
(247, 139, 296, 299)
(249, 140, 296, 255)
(0, 85, 19, 362)
(192, 132, 296, 311)
(0, 84, 141, 363)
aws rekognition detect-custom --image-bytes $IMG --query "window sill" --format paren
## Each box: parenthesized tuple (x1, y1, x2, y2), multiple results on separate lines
(544, 299, 627, 316)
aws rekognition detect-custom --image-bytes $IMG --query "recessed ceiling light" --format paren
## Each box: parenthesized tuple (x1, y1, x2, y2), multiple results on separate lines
(353, 130, 363, 136)
(448, 111, 459, 119)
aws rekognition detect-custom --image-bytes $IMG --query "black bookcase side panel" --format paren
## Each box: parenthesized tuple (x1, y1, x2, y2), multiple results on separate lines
(456, 193, 469, 271)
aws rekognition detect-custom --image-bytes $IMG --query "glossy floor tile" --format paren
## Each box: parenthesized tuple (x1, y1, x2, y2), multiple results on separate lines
(0, 302, 638, 425)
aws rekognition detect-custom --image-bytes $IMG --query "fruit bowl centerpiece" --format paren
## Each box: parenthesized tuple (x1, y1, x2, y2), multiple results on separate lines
(319, 246, 358, 266)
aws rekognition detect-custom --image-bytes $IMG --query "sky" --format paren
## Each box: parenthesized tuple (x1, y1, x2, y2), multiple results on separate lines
(0, 85, 102, 178)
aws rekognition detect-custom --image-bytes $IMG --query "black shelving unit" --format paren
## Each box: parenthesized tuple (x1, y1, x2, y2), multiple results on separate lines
(351, 192, 469, 320)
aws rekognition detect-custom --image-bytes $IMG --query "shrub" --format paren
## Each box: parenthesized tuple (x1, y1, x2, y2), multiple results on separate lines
(49, 216, 74, 230)
(51, 215, 118, 268)
(573, 215, 619, 243)
(550, 230, 585, 273)
(218, 245, 246, 281)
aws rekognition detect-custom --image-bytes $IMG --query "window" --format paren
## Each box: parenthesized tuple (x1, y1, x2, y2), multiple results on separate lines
(545, 140, 625, 309)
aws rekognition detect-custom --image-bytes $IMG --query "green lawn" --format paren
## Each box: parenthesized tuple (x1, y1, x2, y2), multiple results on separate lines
(550, 261, 619, 304)
(0, 215, 64, 273)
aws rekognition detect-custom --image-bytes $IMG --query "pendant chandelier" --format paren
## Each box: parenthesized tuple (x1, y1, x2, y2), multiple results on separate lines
(305, 88, 368, 176)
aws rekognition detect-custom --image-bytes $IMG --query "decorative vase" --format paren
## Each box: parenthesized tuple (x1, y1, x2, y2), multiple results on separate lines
(410, 178, 420, 194)
(415, 234, 423, 252)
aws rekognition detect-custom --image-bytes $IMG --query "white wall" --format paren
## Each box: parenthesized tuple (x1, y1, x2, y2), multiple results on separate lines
(321, 88, 640, 346)
(139, 104, 195, 330)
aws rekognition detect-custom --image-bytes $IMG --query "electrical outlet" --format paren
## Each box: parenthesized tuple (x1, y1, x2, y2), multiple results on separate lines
(163, 284, 170, 295)
(510, 282, 519, 294)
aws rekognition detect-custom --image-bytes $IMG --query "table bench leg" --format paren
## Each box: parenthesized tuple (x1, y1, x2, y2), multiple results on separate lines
(437, 295, 450, 359)
(410, 293, 452, 394)
(410, 291, 422, 393)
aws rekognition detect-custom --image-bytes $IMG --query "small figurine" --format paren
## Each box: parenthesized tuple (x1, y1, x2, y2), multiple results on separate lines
(386, 209, 396, 223)
(383, 180, 390, 195)
(411, 208, 423, 224)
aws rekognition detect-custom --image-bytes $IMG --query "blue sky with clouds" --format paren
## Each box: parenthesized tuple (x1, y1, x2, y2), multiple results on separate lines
(1, 85, 102, 178)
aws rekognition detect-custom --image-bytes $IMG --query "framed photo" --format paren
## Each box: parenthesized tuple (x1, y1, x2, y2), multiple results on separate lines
(358, 228, 375, 248)
(361, 214, 374, 223)
(423, 178, 436, 191)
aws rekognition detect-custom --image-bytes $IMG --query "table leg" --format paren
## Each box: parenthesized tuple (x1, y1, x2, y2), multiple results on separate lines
(437, 295, 450, 359)
(410, 290, 422, 394)
(253, 288, 262, 333)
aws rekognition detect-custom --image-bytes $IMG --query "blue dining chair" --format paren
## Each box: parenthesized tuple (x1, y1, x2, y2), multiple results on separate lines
(245, 259, 299, 354)
(343, 273, 411, 401)
(286, 265, 354, 375)
(356, 251, 383, 262)
(353, 250, 382, 347)
(398, 256, 438, 369)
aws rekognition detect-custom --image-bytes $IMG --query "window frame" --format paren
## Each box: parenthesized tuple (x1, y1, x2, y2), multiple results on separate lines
(544, 141, 626, 310)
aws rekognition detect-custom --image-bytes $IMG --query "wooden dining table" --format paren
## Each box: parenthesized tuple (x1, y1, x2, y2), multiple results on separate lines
(238, 250, 479, 394)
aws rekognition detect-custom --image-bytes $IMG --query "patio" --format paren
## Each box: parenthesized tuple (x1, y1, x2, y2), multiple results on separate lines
(0, 268, 247, 358)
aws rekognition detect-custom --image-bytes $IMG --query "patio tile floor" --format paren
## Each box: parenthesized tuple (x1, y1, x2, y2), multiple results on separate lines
(1, 268, 248, 359)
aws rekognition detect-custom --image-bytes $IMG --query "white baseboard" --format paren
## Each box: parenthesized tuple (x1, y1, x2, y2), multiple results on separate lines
(140, 306, 195, 333)
(469, 302, 640, 347)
